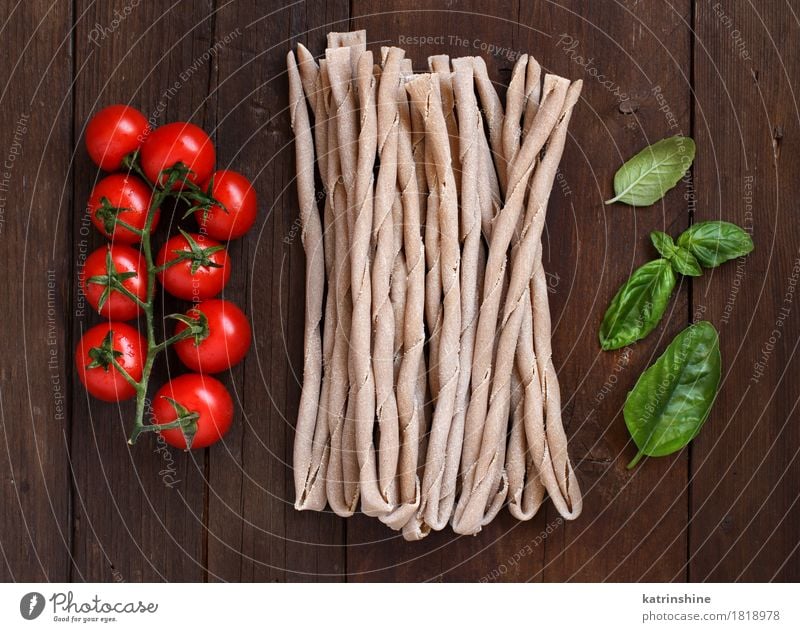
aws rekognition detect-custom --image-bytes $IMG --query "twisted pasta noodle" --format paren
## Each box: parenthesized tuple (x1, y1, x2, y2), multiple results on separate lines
(296, 46, 335, 512)
(454, 73, 568, 534)
(504, 56, 545, 523)
(406, 73, 461, 536)
(395, 61, 428, 538)
(287, 52, 327, 512)
(509, 303, 546, 520)
(357, 52, 396, 515)
(327, 30, 366, 51)
(501, 55, 529, 170)
(428, 55, 461, 192)
(422, 134, 442, 401)
(372, 47, 404, 514)
(472, 56, 507, 195)
(324, 42, 364, 516)
(522, 80, 583, 521)
(414, 57, 484, 531)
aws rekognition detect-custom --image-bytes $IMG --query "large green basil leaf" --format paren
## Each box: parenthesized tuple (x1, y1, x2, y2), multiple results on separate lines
(624, 321, 721, 468)
(676, 220, 754, 268)
(605, 136, 695, 206)
(599, 259, 677, 350)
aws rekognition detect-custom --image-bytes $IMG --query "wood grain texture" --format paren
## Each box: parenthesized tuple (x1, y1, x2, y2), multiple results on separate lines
(689, 1, 800, 582)
(0, 0, 73, 582)
(0, 0, 797, 583)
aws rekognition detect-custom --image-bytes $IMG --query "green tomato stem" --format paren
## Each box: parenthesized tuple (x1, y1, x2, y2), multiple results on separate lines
(128, 168, 182, 445)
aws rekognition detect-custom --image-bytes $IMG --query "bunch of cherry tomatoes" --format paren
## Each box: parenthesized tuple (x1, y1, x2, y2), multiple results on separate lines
(76, 104, 255, 450)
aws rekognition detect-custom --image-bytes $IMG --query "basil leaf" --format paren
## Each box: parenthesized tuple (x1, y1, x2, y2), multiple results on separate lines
(650, 231, 677, 259)
(676, 220, 754, 268)
(599, 259, 677, 350)
(668, 246, 702, 277)
(625, 321, 721, 468)
(650, 230, 702, 276)
(605, 136, 696, 206)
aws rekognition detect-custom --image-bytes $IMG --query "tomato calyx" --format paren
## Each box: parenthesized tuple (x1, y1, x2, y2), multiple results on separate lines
(86, 330, 123, 371)
(132, 396, 200, 450)
(85, 330, 138, 390)
(154, 396, 199, 451)
(164, 310, 210, 348)
(180, 174, 228, 220)
(86, 249, 143, 312)
(162, 228, 226, 274)
(94, 196, 144, 238)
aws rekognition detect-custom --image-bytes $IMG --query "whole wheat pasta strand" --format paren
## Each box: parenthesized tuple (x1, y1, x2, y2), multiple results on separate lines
(457, 75, 580, 533)
(296, 45, 329, 184)
(522, 57, 542, 139)
(520, 80, 583, 520)
(494, 55, 538, 523)
(327, 29, 366, 50)
(455, 74, 568, 533)
(473, 64, 503, 240)
(425, 56, 459, 411)
(508, 305, 546, 521)
(505, 54, 544, 520)
(505, 55, 545, 522)
(296, 46, 334, 512)
(326, 39, 366, 514)
(406, 73, 462, 534)
(287, 52, 327, 511)
(472, 56, 507, 194)
(334, 50, 392, 516)
(372, 47, 404, 510)
(501, 54, 529, 170)
(422, 137, 442, 400)
(324, 45, 362, 516)
(393, 65, 427, 536)
(324, 105, 358, 516)
(414, 56, 483, 531)
(428, 55, 461, 193)
(391, 191, 407, 386)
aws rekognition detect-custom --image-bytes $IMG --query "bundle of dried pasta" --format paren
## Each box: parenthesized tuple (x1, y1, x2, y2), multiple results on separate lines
(286, 30, 582, 540)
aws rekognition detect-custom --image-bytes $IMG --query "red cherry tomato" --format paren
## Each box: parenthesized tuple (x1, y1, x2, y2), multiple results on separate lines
(152, 374, 233, 449)
(88, 174, 160, 244)
(81, 244, 146, 321)
(85, 105, 150, 171)
(75, 322, 145, 402)
(194, 170, 257, 240)
(173, 299, 251, 373)
(156, 232, 231, 301)
(140, 122, 215, 189)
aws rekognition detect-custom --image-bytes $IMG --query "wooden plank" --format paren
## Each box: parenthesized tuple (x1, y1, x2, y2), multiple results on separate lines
(204, 0, 348, 582)
(689, 1, 800, 582)
(0, 0, 73, 581)
(69, 0, 218, 581)
(519, 0, 693, 582)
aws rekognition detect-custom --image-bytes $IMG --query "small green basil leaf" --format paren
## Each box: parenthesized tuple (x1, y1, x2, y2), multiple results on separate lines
(650, 231, 677, 260)
(668, 246, 702, 277)
(676, 220, 754, 268)
(605, 136, 696, 206)
(599, 259, 677, 350)
(625, 321, 721, 468)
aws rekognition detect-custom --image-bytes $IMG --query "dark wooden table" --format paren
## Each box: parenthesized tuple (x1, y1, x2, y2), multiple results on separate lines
(1, 0, 798, 582)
